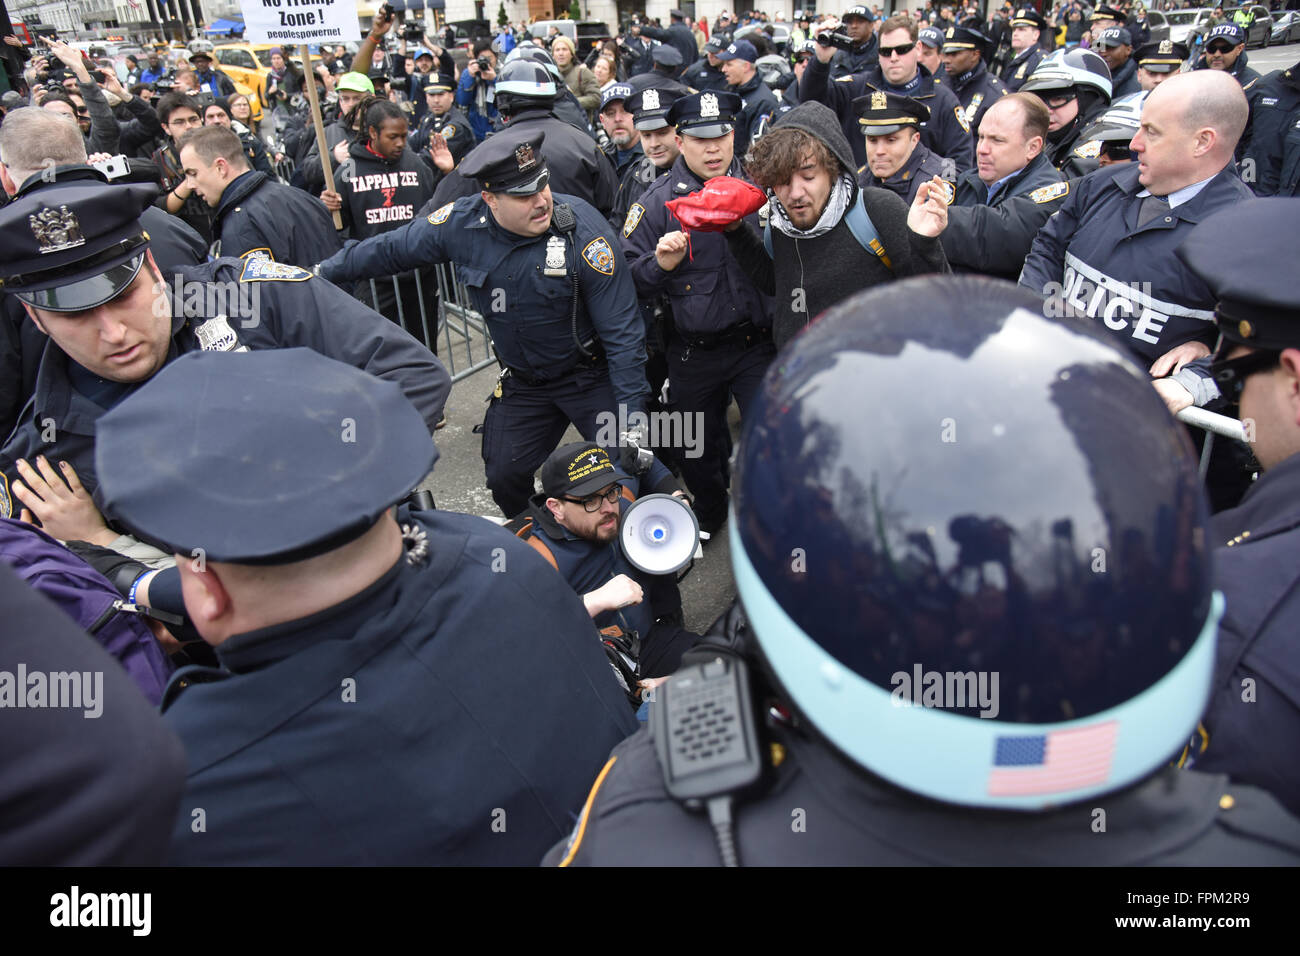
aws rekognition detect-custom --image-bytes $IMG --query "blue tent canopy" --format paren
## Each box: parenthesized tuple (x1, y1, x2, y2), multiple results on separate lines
(205, 18, 245, 36)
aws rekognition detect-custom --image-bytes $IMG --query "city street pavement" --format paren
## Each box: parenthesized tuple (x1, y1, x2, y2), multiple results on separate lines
(417, 360, 739, 636)
(1246, 41, 1300, 74)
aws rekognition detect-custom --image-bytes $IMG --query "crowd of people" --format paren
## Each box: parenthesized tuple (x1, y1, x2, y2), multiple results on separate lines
(0, 0, 1298, 867)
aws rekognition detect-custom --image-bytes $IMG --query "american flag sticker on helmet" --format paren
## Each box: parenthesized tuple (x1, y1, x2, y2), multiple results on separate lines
(987, 721, 1118, 797)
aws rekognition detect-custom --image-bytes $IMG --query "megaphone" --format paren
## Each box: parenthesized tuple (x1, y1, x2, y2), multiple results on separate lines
(619, 493, 700, 575)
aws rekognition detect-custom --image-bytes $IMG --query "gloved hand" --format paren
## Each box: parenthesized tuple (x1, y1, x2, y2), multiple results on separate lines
(666, 176, 767, 233)
(63, 539, 149, 597)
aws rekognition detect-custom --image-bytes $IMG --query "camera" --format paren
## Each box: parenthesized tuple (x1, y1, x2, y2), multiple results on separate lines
(379, 2, 395, 20)
(815, 31, 856, 50)
(402, 21, 425, 42)
(476, 56, 492, 73)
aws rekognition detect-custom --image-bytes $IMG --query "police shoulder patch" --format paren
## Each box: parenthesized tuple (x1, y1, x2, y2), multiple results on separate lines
(0, 470, 10, 519)
(940, 180, 956, 205)
(1029, 181, 1070, 204)
(443, 124, 456, 138)
(240, 247, 273, 260)
(239, 256, 311, 282)
(1073, 139, 1102, 159)
(582, 237, 616, 275)
(623, 203, 645, 238)
(428, 202, 454, 225)
(954, 105, 971, 133)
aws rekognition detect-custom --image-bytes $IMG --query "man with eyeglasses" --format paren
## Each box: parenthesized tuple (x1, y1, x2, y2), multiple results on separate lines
(151, 91, 214, 243)
(1154, 198, 1300, 819)
(523, 443, 698, 689)
(802, 14, 973, 173)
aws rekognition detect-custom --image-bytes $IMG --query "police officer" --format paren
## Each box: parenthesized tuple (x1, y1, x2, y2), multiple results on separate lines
(829, 6, 880, 79)
(802, 15, 974, 173)
(316, 128, 649, 519)
(178, 125, 343, 266)
(90, 347, 637, 864)
(1195, 23, 1262, 95)
(1089, 4, 1126, 34)
(1134, 40, 1189, 93)
(918, 25, 946, 80)
(521, 442, 698, 685)
(1242, 60, 1300, 196)
(1000, 9, 1047, 93)
(1021, 48, 1113, 177)
(638, 9, 699, 78)
(622, 91, 775, 535)
(940, 23, 1011, 151)
(503, 45, 596, 139)
(597, 84, 645, 181)
(408, 73, 473, 168)
(1158, 199, 1300, 817)
(0, 182, 450, 536)
(954, 93, 1062, 207)
(646, 44, 685, 82)
(714, 40, 779, 159)
(492, 58, 618, 218)
(614, 84, 689, 238)
(545, 276, 1300, 866)
(0, 108, 208, 445)
(855, 92, 955, 205)
(682, 37, 730, 93)
(1095, 27, 1141, 99)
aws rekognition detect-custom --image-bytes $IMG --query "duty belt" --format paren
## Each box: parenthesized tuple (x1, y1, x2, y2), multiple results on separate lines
(503, 344, 606, 387)
(678, 321, 771, 351)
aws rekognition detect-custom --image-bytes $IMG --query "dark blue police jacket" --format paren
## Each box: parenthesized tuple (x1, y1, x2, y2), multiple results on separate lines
(0, 259, 449, 523)
(954, 149, 1063, 207)
(622, 155, 774, 336)
(1018, 162, 1254, 363)
(213, 170, 343, 266)
(317, 193, 649, 412)
(1194, 452, 1300, 816)
(163, 508, 638, 865)
(799, 58, 975, 172)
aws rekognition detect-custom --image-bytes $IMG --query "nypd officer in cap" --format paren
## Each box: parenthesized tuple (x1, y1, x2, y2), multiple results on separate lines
(1134, 40, 1189, 93)
(1000, 9, 1047, 92)
(1155, 198, 1300, 817)
(940, 24, 1011, 151)
(408, 73, 474, 166)
(622, 91, 775, 536)
(854, 92, 955, 204)
(613, 82, 690, 229)
(91, 347, 636, 864)
(317, 128, 650, 519)
(0, 183, 450, 544)
(546, 276, 1300, 866)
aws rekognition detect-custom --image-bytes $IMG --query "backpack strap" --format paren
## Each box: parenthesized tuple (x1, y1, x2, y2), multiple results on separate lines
(505, 515, 560, 571)
(763, 192, 893, 272)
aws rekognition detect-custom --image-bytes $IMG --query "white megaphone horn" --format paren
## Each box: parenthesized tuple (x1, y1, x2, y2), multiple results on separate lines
(619, 493, 701, 575)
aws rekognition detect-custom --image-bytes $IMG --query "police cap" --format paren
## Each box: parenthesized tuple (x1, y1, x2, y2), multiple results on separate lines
(652, 45, 684, 68)
(600, 82, 635, 112)
(1176, 198, 1300, 350)
(918, 26, 944, 49)
(459, 128, 551, 195)
(668, 90, 742, 138)
(852, 90, 930, 137)
(716, 39, 758, 63)
(1096, 26, 1133, 48)
(423, 73, 455, 94)
(541, 442, 630, 499)
(1135, 39, 1188, 72)
(628, 82, 689, 130)
(1089, 4, 1126, 23)
(940, 25, 988, 53)
(96, 348, 437, 565)
(0, 182, 157, 313)
(1010, 8, 1047, 31)
(842, 5, 875, 22)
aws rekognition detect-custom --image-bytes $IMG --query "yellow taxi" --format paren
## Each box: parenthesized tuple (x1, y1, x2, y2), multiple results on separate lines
(212, 43, 304, 108)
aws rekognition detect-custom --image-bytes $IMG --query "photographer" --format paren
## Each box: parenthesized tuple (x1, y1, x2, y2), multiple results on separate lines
(264, 47, 302, 107)
(29, 38, 120, 155)
(457, 40, 500, 142)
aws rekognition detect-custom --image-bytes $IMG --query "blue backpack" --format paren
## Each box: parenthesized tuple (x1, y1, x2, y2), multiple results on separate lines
(0, 519, 173, 706)
(763, 191, 895, 271)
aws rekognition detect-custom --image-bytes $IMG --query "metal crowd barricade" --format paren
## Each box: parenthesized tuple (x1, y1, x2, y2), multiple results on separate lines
(358, 264, 497, 383)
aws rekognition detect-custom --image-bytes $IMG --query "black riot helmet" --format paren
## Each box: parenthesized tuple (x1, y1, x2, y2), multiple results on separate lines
(729, 276, 1221, 810)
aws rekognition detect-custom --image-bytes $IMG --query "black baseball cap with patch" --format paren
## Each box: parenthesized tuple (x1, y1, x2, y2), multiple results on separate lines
(0, 182, 157, 313)
(541, 442, 630, 499)
(842, 5, 875, 21)
(459, 128, 550, 195)
(1096, 26, 1133, 48)
(852, 90, 930, 136)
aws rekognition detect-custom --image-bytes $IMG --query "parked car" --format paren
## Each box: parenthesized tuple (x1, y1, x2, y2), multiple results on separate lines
(1271, 10, 1300, 44)
(1138, 11, 1171, 45)
(735, 22, 793, 53)
(1166, 6, 1272, 49)
(214, 43, 304, 108)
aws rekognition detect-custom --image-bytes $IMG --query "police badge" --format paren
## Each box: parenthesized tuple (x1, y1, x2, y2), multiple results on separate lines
(642, 88, 660, 111)
(870, 90, 887, 110)
(515, 142, 537, 171)
(700, 92, 720, 119)
(29, 205, 85, 254)
(1158, 39, 1172, 54)
(544, 235, 567, 277)
(194, 314, 248, 352)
